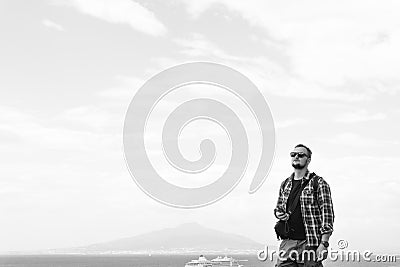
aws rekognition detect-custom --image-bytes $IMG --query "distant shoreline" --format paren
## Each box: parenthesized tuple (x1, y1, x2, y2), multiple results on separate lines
(0, 251, 261, 256)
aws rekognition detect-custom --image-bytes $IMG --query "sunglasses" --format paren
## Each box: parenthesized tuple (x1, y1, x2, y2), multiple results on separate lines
(290, 152, 308, 158)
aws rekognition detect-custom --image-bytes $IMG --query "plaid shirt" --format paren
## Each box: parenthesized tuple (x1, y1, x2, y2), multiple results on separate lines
(274, 172, 335, 246)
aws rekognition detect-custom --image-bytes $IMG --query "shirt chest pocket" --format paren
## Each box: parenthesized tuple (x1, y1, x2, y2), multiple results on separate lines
(302, 189, 314, 205)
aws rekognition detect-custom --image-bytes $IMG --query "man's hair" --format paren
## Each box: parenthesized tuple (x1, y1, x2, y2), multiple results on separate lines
(295, 144, 312, 158)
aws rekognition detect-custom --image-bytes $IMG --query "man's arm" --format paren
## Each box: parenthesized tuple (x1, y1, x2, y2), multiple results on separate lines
(316, 178, 334, 260)
(321, 233, 332, 242)
(274, 178, 289, 220)
(317, 178, 335, 235)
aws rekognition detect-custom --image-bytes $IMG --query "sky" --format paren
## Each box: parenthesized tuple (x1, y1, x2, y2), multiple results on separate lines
(1, 0, 400, 254)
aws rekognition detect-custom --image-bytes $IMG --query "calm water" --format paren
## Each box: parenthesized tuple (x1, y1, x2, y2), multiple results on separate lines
(0, 255, 398, 267)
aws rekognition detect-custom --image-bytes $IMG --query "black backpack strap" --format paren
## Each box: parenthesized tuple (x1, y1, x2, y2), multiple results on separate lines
(279, 176, 291, 193)
(312, 173, 320, 204)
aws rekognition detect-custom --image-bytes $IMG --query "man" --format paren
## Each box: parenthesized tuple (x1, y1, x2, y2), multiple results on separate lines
(274, 144, 334, 267)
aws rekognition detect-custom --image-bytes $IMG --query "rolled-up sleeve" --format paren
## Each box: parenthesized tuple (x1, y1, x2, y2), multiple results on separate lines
(318, 179, 335, 234)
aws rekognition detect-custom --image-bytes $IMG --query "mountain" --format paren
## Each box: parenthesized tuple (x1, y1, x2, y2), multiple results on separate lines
(46, 223, 264, 254)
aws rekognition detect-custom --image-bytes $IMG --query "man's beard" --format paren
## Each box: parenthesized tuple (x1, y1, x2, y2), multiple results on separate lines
(292, 162, 306, 170)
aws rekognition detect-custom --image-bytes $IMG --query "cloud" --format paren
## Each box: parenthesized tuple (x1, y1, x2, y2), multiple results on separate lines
(57, 0, 167, 36)
(97, 75, 144, 101)
(275, 118, 308, 129)
(174, 33, 246, 61)
(61, 106, 113, 130)
(172, 34, 374, 102)
(335, 109, 387, 123)
(327, 132, 373, 147)
(180, 0, 400, 96)
(323, 132, 396, 147)
(0, 105, 117, 152)
(42, 19, 65, 31)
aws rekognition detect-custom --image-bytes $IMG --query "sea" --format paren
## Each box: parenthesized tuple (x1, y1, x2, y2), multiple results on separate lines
(0, 254, 399, 267)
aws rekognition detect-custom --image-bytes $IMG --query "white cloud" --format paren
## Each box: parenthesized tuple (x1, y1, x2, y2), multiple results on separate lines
(335, 109, 387, 123)
(97, 75, 144, 101)
(57, 0, 167, 36)
(172, 34, 374, 102)
(0, 105, 117, 152)
(180, 0, 400, 95)
(174, 33, 245, 61)
(328, 132, 373, 147)
(42, 19, 65, 31)
(242, 63, 372, 102)
(275, 118, 308, 129)
(323, 132, 395, 147)
(61, 106, 113, 129)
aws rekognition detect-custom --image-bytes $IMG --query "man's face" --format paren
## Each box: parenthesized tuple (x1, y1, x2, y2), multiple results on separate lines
(290, 147, 310, 170)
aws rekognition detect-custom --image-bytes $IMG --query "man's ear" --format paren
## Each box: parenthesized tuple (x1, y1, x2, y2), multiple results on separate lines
(307, 157, 311, 164)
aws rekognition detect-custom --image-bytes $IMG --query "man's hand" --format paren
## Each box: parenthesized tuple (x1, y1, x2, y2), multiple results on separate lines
(316, 243, 328, 261)
(275, 211, 289, 221)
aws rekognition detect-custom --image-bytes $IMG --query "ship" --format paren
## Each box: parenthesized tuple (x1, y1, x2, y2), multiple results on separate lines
(211, 255, 247, 266)
(185, 255, 213, 267)
(185, 255, 247, 267)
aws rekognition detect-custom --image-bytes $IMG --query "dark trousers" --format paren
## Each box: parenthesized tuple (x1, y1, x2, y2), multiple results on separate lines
(276, 239, 323, 267)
